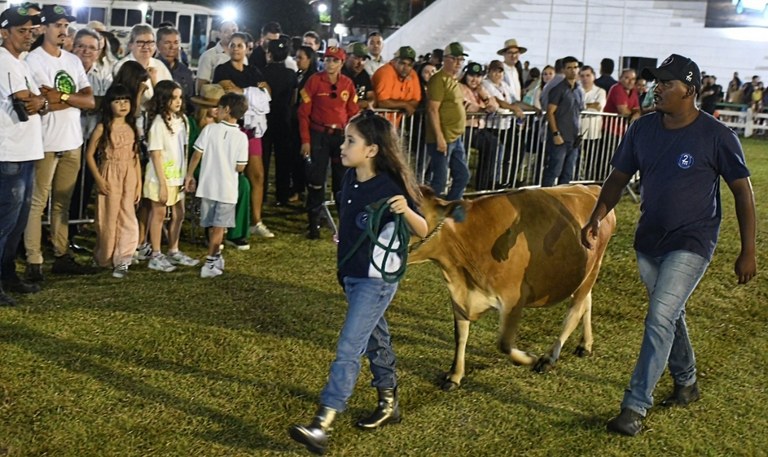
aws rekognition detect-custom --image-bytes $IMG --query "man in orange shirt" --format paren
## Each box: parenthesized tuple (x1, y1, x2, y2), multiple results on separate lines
(371, 46, 421, 122)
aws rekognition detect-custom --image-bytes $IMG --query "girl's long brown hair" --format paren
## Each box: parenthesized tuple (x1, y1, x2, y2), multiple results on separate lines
(348, 110, 422, 205)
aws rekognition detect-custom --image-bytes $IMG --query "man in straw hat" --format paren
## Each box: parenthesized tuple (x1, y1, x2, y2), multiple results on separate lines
(497, 38, 527, 100)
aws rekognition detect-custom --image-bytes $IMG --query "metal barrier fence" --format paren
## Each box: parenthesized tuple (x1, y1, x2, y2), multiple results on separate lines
(377, 108, 629, 197)
(61, 109, 630, 229)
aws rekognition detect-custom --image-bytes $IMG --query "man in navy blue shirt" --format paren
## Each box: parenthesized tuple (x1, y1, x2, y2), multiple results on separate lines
(543, 56, 583, 186)
(581, 54, 757, 437)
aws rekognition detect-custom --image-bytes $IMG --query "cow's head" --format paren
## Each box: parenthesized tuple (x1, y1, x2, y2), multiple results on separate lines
(409, 186, 470, 258)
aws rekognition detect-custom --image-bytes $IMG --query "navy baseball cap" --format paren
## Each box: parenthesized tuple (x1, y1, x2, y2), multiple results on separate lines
(40, 4, 76, 24)
(0, 6, 41, 28)
(641, 54, 701, 93)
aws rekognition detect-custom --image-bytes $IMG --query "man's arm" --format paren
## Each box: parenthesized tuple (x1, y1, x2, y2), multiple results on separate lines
(427, 99, 446, 153)
(376, 98, 419, 114)
(581, 169, 632, 249)
(727, 176, 757, 284)
(42, 85, 95, 111)
(546, 102, 564, 145)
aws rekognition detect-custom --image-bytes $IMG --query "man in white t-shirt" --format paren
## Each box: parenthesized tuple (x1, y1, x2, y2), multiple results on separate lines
(0, 5, 46, 305)
(578, 64, 608, 181)
(196, 20, 238, 94)
(24, 4, 95, 280)
(364, 31, 385, 76)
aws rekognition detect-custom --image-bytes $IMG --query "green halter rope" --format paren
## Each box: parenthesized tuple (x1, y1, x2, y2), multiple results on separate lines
(338, 197, 411, 284)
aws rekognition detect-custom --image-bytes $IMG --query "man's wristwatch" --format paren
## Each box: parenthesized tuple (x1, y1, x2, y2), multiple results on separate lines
(553, 131, 561, 137)
(60, 93, 70, 104)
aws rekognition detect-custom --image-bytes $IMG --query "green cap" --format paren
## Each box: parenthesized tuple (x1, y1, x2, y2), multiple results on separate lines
(346, 42, 370, 59)
(395, 46, 416, 62)
(444, 42, 468, 58)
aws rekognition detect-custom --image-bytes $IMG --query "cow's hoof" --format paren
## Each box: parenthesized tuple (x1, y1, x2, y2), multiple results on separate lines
(441, 380, 460, 391)
(574, 345, 592, 358)
(533, 356, 556, 373)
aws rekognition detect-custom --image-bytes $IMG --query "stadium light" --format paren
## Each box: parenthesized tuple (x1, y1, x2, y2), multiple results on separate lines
(317, 3, 328, 14)
(220, 5, 238, 22)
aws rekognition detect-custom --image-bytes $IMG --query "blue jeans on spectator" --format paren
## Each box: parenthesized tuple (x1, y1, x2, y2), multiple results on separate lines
(621, 250, 710, 416)
(427, 139, 470, 200)
(0, 161, 35, 281)
(320, 276, 399, 412)
(542, 139, 579, 187)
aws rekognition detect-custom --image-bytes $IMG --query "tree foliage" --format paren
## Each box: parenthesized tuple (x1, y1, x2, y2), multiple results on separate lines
(343, 0, 393, 30)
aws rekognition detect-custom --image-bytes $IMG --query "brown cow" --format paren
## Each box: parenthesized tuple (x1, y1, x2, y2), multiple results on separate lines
(409, 184, 616, 390)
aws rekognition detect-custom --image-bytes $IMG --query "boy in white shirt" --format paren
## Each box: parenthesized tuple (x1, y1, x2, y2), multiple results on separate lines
(185, 92, 248, 278)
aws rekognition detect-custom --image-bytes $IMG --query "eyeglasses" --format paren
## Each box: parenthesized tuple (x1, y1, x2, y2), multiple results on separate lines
(135, 40, 156, 48)
(75, 44, 100, 52)
(329, 84, 337, 99)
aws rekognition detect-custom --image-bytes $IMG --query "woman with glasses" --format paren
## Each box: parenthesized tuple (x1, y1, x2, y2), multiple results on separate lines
(112, 24, 172, 87)
(297, 46, 359, 239)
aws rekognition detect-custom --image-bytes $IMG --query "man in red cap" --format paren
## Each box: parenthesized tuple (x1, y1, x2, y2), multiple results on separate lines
(297, 46, 359, 239)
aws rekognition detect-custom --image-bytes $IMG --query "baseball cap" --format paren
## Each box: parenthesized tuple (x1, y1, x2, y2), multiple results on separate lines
(324, 46, 346, 61)
(641, 54, 701, 93)
(444, 42, 468, 58)
(395, 46, 416, 62)
(464, 61, 486, 76)
(40, 4, 75, 24)
(346, 42, 370, 59)
(0, 5, 41, 28)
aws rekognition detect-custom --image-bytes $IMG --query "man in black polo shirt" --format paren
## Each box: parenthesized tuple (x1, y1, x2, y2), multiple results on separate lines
(342, 42, 374, 108)
(543, 56, 584, 187)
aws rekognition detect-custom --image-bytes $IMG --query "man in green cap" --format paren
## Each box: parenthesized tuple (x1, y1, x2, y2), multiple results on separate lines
(371, 45, 421, 116)
(426, 42, 469, 200)
(342, 42, 374, 108)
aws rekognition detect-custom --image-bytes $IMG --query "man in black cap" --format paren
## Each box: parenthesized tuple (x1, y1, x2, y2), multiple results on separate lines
(0, 4, 46, 304)
(342, 42, 373, 108)
(24, 4, 96, 280)
(581, 54, 757, 437)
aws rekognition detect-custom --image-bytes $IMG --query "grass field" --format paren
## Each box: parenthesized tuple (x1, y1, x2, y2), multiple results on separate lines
(1, 138, 767, 457)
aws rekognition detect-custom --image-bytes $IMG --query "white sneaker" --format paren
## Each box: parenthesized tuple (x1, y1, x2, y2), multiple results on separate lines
(200, 262, 223, 278)
(250, 222, 275, 238)
(148, 254, 177, 272)
(134, 243, 152, 261)
(112, 264, 129, 279)
(214, 255, 225, 271)
(167, 250, 200, 266)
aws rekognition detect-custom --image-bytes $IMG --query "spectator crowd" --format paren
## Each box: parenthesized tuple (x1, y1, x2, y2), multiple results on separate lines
(0, 2, 753, 304)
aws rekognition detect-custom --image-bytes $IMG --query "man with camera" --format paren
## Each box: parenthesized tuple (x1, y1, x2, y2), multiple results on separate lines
(23, 4, 95, 281)
(0, 5, 47, 305)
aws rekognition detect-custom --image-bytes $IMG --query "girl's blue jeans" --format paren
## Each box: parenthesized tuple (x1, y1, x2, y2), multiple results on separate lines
(320, 276, 399, 412)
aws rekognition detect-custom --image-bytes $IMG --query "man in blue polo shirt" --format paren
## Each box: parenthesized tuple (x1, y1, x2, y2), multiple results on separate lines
(581, 54, 757, 436)
(543, 56, 583, 187)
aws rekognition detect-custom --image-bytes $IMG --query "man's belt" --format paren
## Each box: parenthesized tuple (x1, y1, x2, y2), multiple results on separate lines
(310, 119, 344, 136)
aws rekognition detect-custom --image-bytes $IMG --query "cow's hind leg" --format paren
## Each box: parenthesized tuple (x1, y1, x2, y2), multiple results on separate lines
(574, 291, 593, 357)
(443, 317, 470, 391)
(533, 290, 592, 373)
(499, 305, 538, 367)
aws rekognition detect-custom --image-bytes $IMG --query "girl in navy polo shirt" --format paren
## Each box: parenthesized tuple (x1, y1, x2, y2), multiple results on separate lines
(289, 111, 428, 455)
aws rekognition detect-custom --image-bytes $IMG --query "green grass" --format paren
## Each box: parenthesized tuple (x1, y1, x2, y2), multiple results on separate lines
(2, 139, 768, 456)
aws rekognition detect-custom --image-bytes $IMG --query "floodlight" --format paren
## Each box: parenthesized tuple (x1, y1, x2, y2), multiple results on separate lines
(220, 5, 238, 22)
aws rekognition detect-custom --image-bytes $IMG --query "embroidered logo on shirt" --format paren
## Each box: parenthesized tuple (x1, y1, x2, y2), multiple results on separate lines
(677, 153, 694, 169)
(340, 89, 350, 102)
(355, 211, 369, 230)
(54, 70, 75, 94)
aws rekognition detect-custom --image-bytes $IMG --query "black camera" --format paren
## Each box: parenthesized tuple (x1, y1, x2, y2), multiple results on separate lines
(8, 73, 29, 122)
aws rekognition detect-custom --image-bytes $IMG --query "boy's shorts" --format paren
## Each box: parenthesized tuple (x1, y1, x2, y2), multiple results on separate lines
(200, 198, 236, 228)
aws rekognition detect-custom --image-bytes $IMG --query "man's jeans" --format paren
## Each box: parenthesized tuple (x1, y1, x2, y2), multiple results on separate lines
(427, 139, 470, 201)
(622, 250, 709, 416)
(320, 277, 399, 412)
(542, 139, 578, 187)
(0, 161, 35, 281)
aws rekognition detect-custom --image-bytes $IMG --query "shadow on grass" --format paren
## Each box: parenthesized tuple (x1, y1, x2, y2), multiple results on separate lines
(0, 321, 303, 453)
